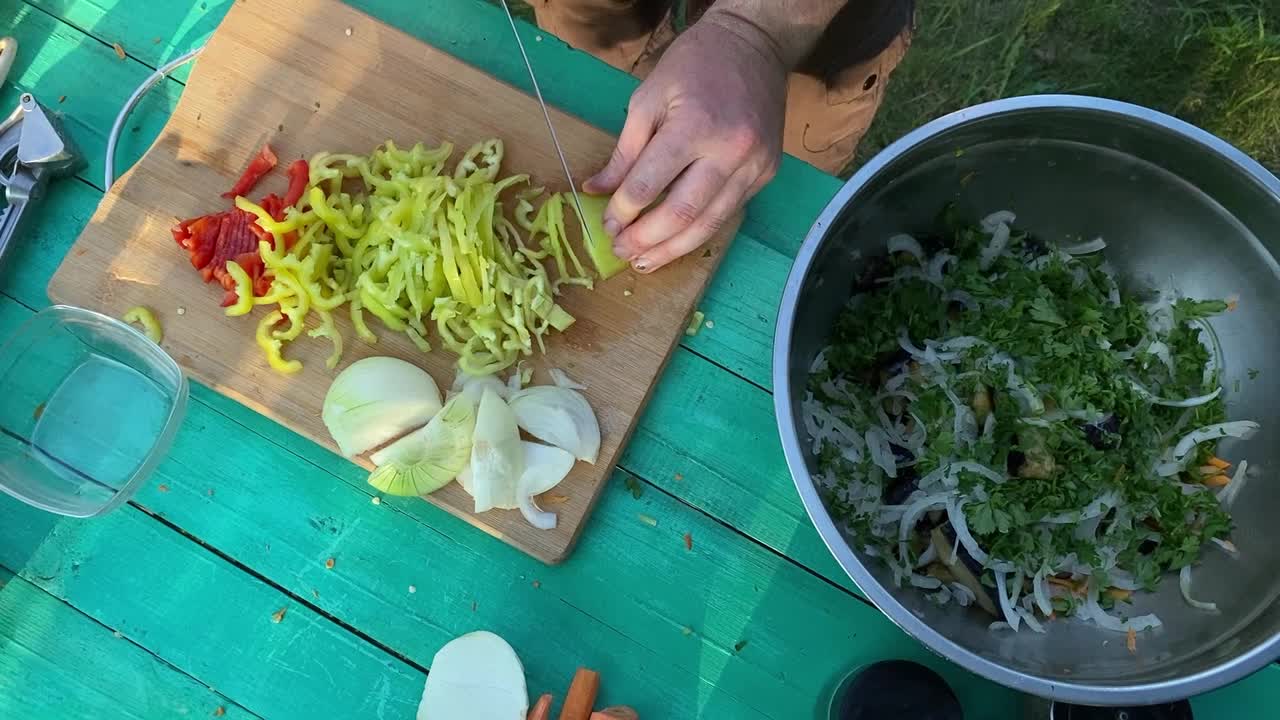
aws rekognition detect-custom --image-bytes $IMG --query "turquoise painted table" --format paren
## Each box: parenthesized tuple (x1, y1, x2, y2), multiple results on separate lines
(0, 1, 1275, 717)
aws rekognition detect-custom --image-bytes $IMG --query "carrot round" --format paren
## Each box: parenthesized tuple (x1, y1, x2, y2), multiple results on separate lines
(528, 693, 553, 720)
(558, 668, 600, 720)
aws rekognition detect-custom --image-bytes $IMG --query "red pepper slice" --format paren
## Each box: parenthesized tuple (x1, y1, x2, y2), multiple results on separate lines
(282, 159, 309, 209)
(221, 145, 278, 200)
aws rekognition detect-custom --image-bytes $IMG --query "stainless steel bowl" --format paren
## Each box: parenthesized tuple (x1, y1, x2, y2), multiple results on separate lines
(773, 96, 1280, 705)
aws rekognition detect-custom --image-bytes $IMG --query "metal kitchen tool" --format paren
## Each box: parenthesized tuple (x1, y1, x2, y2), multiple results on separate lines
(0, 93, 83, 266)
(496, 0, 596, 252)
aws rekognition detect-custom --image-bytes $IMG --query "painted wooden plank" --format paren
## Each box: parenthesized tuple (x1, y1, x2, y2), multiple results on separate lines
(1, 2, 184, 189)
(0, 284, 1022, 716)
(100, 414, 1022, 718)
(0, 493, 426, 720)
(23, 0, 220, 81)
(625, 350, 856, 591)
(0, 569, 260, 719)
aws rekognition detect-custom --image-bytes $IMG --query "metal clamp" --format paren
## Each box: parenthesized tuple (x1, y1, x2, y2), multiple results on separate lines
(1, 93, 84, 266)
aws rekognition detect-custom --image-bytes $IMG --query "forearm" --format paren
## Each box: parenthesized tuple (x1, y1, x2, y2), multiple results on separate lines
(704, 0, 848, 68)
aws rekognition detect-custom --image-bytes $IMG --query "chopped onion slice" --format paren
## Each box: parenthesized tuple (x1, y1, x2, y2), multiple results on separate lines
(470, 388, 524, 513)
(979, 223, 1012, 271)
(1081, 581, 1162, 632)
(509, 385, 601, 464)
(909, 574, 942, 589)
(887, 233, 925, 263)
(1041, 491, 1119, 524)
(866, 427, 897, 478)
(980, 210, 1016, 232)
(1062, 237, 1107, 255)
(549, 368, 587, 390)
(927, 253, 956, 283)
(368, 393, 475, 497)
(994, 570, 1021, 631)
(452, 369, 508, 404)
(323, 357, 443, 457)
(898, 493, 952, 565)
(1218, 459, 1249, 508)
(1032, 567, 1053, 616)
(515, 442, 575, 530)
(1129, 379, 1222, 408)
(946, 496, 990, 566)
(1161, 422, 1261, 476)
(1179, 565, 1218, 612)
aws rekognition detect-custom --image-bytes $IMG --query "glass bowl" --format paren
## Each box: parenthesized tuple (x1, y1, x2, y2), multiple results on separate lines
(0, 305, 187, 517)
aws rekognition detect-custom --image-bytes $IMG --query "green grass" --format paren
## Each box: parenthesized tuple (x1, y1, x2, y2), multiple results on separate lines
(858, 0, 1280, 173)
(497, 0, 1280, 174)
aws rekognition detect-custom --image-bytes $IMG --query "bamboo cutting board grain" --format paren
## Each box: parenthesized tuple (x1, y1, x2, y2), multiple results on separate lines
(47, 0, 735, 563)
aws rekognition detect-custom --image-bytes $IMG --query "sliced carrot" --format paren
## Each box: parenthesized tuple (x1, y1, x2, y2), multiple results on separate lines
(1204, 474, 1231, 488)
(1105, 587, 1133, 602)
(559, 668, 600, 720)
(1127, 627, 1138, 654)
(528, 693, 553, 720)
(1207, 456, 1232, 470)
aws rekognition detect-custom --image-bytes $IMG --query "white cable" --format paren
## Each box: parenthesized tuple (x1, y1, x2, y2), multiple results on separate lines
(104, 46, 204, 189)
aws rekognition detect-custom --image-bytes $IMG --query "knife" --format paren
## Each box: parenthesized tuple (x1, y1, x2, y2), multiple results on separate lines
(496, 0, 596, 251)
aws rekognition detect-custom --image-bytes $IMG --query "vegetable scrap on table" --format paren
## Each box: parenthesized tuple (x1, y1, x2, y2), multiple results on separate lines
(805, 207, 1256, 636)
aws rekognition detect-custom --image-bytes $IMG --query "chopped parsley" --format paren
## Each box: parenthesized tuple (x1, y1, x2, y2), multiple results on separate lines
(804, 208, 1247, 631)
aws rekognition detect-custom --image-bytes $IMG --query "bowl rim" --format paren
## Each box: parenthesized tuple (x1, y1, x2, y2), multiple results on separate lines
(772, 94, 1280, 705)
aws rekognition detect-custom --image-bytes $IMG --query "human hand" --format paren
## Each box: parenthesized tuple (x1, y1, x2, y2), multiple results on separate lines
(583, 11, 787, 273)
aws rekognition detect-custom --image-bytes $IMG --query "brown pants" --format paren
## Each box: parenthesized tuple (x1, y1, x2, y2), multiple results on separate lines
(532, 0, 913, 175)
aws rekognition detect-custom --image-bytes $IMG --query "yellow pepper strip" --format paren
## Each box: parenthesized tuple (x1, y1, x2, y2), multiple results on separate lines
(270, 271, 311, 341)
(569, 193, 629, 279)
(309, 187, 363, 239)
(234, 196, 313, 241)
(306, 310, 344, 370)
(349, 297, 378, 344)
(405, 326, 432, 353)
(122, 306, 163, 343)
(255, 311, 302, 374)
(224, 261, 255, 317)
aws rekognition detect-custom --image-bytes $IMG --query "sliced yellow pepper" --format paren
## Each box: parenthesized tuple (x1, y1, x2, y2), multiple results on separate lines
(122, 306, 163, 343)
(255, 311, 302, 374)
(223, 261, 255, 317)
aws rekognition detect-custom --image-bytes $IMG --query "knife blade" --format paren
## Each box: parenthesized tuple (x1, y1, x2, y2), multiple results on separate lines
(496, 0, 596, 252)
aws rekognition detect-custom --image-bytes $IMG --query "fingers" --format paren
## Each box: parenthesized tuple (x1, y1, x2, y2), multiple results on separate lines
(599, 126, 695, 237)
(583, 98, 659, 197)
(611, 159, 728, 261)
(632, 166, 756, 273)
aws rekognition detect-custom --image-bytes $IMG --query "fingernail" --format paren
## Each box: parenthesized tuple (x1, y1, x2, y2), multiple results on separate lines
(603, 218, 622, 238)
(612, 243, 631, 260)
(632, 258, 650, 273)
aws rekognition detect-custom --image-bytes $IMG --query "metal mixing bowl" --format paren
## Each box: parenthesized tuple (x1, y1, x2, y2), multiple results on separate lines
(773, 96, 1280, 705)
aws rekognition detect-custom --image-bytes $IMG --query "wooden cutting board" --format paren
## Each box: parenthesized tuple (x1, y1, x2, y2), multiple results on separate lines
(47, 0, 734, 563)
